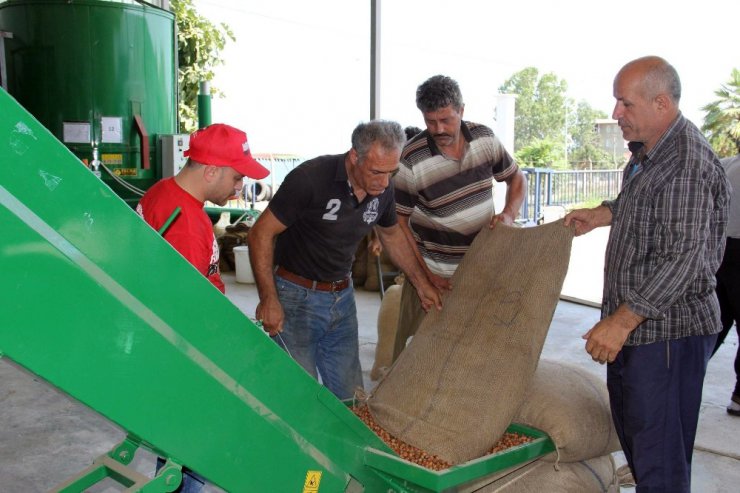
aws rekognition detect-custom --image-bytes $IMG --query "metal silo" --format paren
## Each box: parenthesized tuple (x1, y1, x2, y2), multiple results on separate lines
(0, 0, 178, 205)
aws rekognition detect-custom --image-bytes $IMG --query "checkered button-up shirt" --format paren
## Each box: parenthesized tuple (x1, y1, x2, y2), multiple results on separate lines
(601, 113, 730, 345)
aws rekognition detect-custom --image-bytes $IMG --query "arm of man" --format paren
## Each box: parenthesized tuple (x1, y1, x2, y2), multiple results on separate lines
(491, 168, 527, 227)
(396, 213, 452, 292)
(376, 223, 445, 311)
(247, 209, 288, 336)
(563, 204, 613, 236)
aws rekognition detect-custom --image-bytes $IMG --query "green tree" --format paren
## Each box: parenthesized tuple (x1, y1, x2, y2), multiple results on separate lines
(514, 138, 564, 169)
(568, 101, 617, 169)
(499, 67, 568, 152)
(701, 68, 740, 158)
(172, 0, 234, 133)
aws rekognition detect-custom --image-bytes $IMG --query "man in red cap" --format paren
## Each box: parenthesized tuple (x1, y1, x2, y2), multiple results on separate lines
(137, 123, 268, 492)
(137, 123, 268, 293)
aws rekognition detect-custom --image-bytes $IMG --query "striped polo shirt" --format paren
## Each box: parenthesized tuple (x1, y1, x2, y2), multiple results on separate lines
(394, 121, 518, 277)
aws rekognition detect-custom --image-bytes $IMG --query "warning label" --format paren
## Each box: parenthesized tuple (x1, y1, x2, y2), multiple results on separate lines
(113, 168, 138, 176)
(101, 153, 123, 165)
(302, 470, 322, 492)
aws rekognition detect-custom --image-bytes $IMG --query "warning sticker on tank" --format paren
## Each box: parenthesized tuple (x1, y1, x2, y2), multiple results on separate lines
(101, 153, 123, 165)
(113, 168, 138, 177)
(303, 470, 322, 492)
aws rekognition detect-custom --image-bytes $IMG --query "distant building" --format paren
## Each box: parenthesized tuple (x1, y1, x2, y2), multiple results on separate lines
(594, 119, 629, 162)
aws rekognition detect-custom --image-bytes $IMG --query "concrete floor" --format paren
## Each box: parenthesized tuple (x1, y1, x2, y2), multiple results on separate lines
(1, 272, 738, 492)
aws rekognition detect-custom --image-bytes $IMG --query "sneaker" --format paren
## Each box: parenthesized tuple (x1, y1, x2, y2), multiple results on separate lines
(728, 398, 740, 417)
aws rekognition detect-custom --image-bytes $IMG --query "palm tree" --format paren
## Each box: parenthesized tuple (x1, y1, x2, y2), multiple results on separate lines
(701, 68, 740, 158)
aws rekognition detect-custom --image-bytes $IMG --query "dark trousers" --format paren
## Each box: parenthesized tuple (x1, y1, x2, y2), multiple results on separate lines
(712, 237, 740, 398)
(607, 334, 717, 493)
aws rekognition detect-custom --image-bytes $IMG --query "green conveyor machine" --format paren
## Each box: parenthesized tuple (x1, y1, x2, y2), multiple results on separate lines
(0, 89, 555, 492)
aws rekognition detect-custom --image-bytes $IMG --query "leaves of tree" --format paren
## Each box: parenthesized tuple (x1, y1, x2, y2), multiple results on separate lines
(701, 68, 740, 158)
(500, 67, 617, 168)
(171, 0, 235, 133)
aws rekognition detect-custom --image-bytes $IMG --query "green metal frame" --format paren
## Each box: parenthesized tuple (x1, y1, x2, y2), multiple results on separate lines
(55, 437, 183, 493)
(0, 89, 554, 492)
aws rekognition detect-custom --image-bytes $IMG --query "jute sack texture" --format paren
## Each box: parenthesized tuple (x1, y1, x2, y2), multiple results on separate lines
(513, 359, 622, 463)
(476, 454, 618, 493)
(371, 283, 403, 381)
(368, 221, 574, 464)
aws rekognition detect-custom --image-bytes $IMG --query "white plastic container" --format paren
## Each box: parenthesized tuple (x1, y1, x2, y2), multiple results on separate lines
(232, 246, 254, 283)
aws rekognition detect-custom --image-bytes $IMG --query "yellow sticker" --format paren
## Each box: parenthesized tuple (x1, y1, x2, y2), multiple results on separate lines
(101, 153, 123, 165)
(302, 470, 322, 492)
(113, 168, 138, 177)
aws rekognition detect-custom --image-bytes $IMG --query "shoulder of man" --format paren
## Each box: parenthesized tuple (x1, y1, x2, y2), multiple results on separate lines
(464, 121, 495, 140)
(401, 130, 433, 165)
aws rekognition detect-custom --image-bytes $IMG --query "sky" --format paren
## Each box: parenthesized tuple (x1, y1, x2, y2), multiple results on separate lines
(195, 0, 739, 160)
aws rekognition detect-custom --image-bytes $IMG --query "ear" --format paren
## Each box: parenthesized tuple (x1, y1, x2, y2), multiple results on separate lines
(349, 148, 359, 165)
(654, 93, 671, 112)
(203, 165, 220, 183)
(459, 104, 465, 119)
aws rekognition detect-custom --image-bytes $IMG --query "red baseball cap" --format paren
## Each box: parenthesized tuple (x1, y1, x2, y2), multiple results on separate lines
(184, 123, 269, 179)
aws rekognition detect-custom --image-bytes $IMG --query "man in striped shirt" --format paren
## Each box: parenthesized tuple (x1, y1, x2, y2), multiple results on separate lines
(391, 75, 526, 361)
(565, 56, 729, 492)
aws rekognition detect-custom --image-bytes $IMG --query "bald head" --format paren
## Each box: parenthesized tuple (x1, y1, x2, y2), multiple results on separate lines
(612, 56, 682, 151)
(617, 56, 681, 104)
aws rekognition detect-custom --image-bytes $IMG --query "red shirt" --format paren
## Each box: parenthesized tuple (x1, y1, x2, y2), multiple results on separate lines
(137, 177, 225, 292)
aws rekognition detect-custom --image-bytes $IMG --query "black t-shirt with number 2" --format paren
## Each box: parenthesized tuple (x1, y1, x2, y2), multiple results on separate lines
(268, 153, 397, 281)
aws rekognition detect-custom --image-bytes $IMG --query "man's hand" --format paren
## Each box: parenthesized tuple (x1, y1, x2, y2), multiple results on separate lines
(583, 305, 643, 364)
(368, 234, 382, 257)
(414, 279, 444, 313)
(427, 271, 452, 292)
(255, 296, 284, 337)
(489, 210, 516, 228)
(564, 205, 612, 236)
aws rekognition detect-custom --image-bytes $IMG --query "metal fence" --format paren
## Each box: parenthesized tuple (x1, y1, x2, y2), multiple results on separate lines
(520, 168, 623, 223)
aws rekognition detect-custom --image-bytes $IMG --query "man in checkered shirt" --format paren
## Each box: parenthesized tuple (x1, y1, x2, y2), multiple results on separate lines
(565, 56, 730, 492)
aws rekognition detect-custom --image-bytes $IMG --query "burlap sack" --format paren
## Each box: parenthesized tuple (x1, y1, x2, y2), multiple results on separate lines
(368, 221, 574, 464)
(478, 454, 618, 493)
(391, 278, 427, 362)
(217, 223, 250, 272)
(370, 284, 403, 381)
(513, 359, 621, 463)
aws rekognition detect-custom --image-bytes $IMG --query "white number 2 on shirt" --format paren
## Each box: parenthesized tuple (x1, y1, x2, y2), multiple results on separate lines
(322, 199, 341, 221)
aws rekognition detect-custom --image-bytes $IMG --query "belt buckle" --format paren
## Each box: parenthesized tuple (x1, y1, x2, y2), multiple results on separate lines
(329, 280, 343, 292)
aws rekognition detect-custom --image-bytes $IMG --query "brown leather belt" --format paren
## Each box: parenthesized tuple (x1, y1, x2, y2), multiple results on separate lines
(275, 265, 350, 292)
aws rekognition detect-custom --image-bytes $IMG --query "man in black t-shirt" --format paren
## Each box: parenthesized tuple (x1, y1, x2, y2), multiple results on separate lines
(248, 120, 443, 399)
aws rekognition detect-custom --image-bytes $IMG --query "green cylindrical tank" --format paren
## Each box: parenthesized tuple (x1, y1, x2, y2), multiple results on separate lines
(0, 0, 177, 205)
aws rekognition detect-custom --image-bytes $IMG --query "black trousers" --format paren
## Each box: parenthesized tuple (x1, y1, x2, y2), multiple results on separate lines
(712, 237, 740, 398)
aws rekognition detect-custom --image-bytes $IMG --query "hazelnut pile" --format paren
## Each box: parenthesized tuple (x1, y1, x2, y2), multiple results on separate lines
(352, 404, 533, 471)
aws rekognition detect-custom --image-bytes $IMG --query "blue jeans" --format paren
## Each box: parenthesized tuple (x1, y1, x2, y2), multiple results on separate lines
(155, 457, 204, 493)
(607, 334, 716, 493)
(274, 275, 363, 400)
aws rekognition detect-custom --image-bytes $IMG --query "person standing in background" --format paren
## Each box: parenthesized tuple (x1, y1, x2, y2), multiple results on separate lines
(391, 75, 526, 361)
(712, 153, 740, 417)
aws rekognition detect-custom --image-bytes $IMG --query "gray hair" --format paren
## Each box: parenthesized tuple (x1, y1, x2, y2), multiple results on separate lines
(416, 75, 464, 113)
(351, 120, 406, 160)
